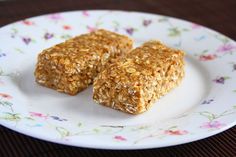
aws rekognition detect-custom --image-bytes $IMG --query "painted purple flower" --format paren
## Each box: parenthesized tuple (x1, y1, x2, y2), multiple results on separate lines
(213, 76, 230, 84)
(0, 53, 6, 58)
(200, 121, 225, 129)
(143, 19, 152, 27)
(50, 116, 67, 121)
(217, 43, 236, 53)
(233, 64, 236, 71)
(48, 13, 63, 21)
(125, 27, 135, 35)
(44, 32, 54, 40)
(22, 37, 31, 45)
(202, 99, 214, 105)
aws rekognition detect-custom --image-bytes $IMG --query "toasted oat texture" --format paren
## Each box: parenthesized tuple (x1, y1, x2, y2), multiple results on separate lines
(93, 40, 185, 114)
(34, 29, 133, 95)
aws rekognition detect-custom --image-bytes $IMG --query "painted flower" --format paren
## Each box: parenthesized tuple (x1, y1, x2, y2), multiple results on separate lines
(82, 11, 89, 17)
(191, 23, 202, 29)
(22, 20, 35, 26)
(200, 121, 225, 129)
(63, 25, 71, 30)
(44, 32, 54, 40)
(216, 43, 236, 53)
(202, 99, 214, 104)
(0, 53, 6, 58)
(87, 25, 97, 32)
(48, 13, 63, 21)
(29, 112, 48, 119)
(125, 27, 135, 36)
(22, 37, 32, 45)
(164, 130, 188, 135)
(50, 116, 67, 121)
(213, 76, 230, 84)
(199, 54, 217, 61)
(0, 93, 12, 99)
(233, 64, 236, 71)
(114, 135, 127, 141)
(143, 19, 152, 27)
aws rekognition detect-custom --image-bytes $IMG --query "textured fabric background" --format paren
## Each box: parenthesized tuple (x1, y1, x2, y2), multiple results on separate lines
(0, 0, 235, 157)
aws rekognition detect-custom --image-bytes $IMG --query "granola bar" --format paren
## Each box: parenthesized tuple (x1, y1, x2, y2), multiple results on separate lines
(93, 41, 185, 114)
(34, 29, 133, 95)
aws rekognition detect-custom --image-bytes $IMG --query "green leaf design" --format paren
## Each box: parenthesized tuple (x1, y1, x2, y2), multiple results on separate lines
(77, 122, 82, 127)
(182, 28, 189, 31)
(158, 17, 168, 22)
(213, 34, 230, 43)
(61, 34, 72, 40)
(0, 112, 21, 122)
(0, 100, 13, 112)
(15, 48, 24, 54)
(24, 117, 34, 121)
(168, 27, 181, 37)
(168, 126, 178, 130)
(223, 76, 230, 80)
(95, 21, 103, 27)
(202, 49, 209, 53)
(112, 21, 120, 27)
(93, 128, 100, 133)
(56, 127, 70, 138)
(0, 67, 3, 75)
(199, 111, 215, 121)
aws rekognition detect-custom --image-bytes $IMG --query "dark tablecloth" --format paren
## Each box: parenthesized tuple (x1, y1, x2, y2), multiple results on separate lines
(0, 0, 235, 157)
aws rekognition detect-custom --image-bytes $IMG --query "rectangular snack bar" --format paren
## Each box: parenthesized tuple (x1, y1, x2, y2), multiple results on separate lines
(93, 41, 185, 114)
(34, 29, 133, 95)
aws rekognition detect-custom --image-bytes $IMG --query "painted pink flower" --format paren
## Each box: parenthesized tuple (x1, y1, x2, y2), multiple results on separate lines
(87, 25, 97, 32)
(114, 135, 127, 141)
(29, 112, 48, 119)
(164, 130, 188, 135)
(63, 25, 72, 30)
(82, 11, 89, 17)
(48, 13, 63, 21)
(199, 54, 217, 61)
(200, 121, 225, 129)
(0, 93, 12, 99)
(191, 23, 202, 29)
(216, 43, 236, 53)
(22, 20, 35, 26)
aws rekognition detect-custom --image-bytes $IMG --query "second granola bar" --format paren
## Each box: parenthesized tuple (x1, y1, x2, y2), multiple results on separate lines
(93, 41, 185, 114)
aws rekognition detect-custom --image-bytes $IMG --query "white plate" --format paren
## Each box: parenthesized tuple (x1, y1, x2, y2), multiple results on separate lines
(0, 10, 235, 149)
